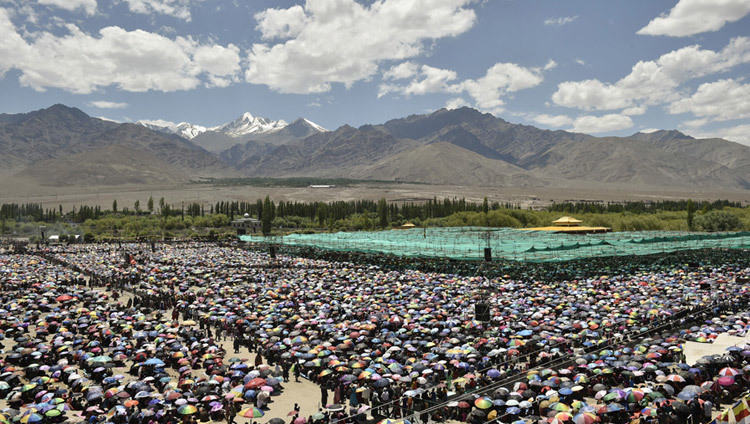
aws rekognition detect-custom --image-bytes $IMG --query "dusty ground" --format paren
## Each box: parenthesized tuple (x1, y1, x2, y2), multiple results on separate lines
(0, 173, 748, 212)
(683, 333, 750, 368)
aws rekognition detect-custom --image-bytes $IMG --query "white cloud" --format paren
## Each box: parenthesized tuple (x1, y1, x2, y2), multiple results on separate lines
(461, 63, 545, 113)
(669, 79, 750, 122)
(0, 8, 30, 77)
(639, 128, 660, 134)
(638, 0, 750, 37)
(622, 105, 647, 116)
(682, 118, 709, 127)
(553, 79, 633, 111)
(121, 0, 193, 21)
(88, 100, 128, 109)
(380, 61, 548, 114)
(193, 44, 241, 88)
(531, 114, 573, 127)
(552, 37, 750, 111)
(406, 65, 460, 96)
(0, 9, 241, 94)
(245, 0, 477, 94)
(383, 61, 419, 80)
(380, 65, 460, 98)
(255, 5, 309, 40)
(575, 59, 585, 66)
(544, 16, 577, 26)
(445, 97, 470, 110)
(543, 59, 557, 71)
(686, 124, 750, 146)
(572, 114, 634, 134)
(38, 0, 96, 15)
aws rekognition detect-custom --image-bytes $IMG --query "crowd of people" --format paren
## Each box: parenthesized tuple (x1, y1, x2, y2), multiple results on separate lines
(0, 242, 748, 424)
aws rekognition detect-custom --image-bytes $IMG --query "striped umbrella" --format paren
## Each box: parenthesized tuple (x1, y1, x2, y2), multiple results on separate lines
(177, 405, 198, 415)
(719, 367, 741, 377)
(572, 412, 599, 424)
(19, 414, 43, 424)
(239, 407, 265, 418)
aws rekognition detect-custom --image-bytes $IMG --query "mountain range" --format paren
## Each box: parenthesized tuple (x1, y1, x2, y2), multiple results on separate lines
(1, 104, 748, 191)
(137, 113, 327, 155)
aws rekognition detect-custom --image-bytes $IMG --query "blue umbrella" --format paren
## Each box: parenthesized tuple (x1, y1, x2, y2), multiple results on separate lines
(677, 392, 696, 401)
(506, 407, 521, 415)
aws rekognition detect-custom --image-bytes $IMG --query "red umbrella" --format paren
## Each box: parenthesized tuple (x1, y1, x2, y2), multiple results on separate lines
(719, 367, 740, 377)
(166, 391, 183, 400)
(56, 295, 73, 302)
(245, 378, 266, 389)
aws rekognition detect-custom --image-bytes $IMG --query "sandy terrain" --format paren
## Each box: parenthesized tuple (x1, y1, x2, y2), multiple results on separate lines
(683, 333, 750, 368)
(0, 173, 748, 212)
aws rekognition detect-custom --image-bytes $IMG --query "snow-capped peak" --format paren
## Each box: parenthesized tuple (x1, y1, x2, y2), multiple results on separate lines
(137, 112, 326, 140)
(136, 119, 207, 139)
(301, 118, 327, 133)
(213, 113, 288, 138)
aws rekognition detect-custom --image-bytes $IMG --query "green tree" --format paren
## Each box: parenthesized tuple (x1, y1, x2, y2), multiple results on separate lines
(134, 200, 141, 213)
(161, 203, 171, 221)
(262, 196, 272, 235)
(482, 197, 489, 214)
(256, 199, 263, 220)
(686, 199, 695, 231)
(377, 198, 388, 228)
(147, 196, 154, 213)
(112, 199, 118, 213)
(159, 197, 165, 213)
(317, 204, 327, 227)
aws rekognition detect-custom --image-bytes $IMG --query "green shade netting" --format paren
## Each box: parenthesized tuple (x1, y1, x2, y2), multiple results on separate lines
(240, 228, 750, 263)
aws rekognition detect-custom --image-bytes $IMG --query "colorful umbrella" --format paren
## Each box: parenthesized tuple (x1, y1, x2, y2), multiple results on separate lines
(572, 412, 599, 424)
(474, 397, 493, 409)
(239, 407, 264, 418)
(177, 405, 198, 415)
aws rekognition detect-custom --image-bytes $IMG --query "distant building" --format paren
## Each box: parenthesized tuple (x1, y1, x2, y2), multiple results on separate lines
(551, 216, 584, 227)
(520, 216, 611, 234)
(232, 213, 261, 235)
(395, 222, 417, 230)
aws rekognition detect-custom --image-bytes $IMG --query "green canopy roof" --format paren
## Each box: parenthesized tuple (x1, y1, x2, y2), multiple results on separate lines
(240, 227, 750, 263)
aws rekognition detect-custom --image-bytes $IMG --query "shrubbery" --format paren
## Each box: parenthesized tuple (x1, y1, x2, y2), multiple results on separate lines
(695, 210, 744, 232)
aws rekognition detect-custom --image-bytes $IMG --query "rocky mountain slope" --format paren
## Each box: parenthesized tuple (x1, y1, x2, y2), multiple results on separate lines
(0, 105, 237, 185)
(236, 107, 749, 190)
(1, 105, 748, 191)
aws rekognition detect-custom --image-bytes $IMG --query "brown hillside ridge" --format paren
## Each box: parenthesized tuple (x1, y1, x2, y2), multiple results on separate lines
(0, 104, 748, 191)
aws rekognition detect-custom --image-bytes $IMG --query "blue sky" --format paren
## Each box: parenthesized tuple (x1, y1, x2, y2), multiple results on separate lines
(1, 0, 749, 144)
